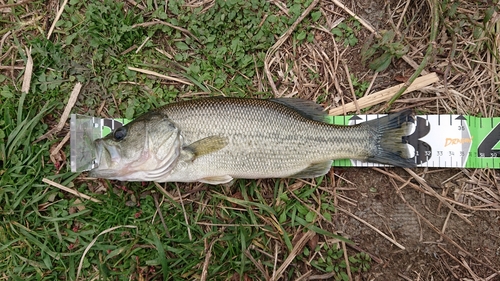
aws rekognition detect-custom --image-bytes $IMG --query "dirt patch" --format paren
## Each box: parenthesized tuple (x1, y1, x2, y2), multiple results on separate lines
(298, 0, 500, 278)
(333, 168, 500, 279)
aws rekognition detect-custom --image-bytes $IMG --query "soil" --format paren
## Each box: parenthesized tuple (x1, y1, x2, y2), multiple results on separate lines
(320, 0, 500, 279)
(87, 0, 500, 279)
(335, 168, 500, 280)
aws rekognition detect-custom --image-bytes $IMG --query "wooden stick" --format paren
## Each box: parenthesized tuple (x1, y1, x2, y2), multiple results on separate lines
(200, 239, 215, 281)
(342, 60, 360, 114)
(128, 66, 193, 86)
(35, 82, 82, 142)
(264, 0, 320, 96)
(21, 47, 32, 93)
(176, 184, 193, 241)
(272, 230, 316, 280)
(57, 83, 82, 131)
(50, 131, 70, 158)
(42, 178, 101, 203)
(329, 72, 439, 115)
(47, 0, 68, 39)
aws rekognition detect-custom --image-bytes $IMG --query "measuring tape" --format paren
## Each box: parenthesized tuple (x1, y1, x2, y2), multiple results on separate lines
(330, 114, 499, 168)
(70, 115, 129, 172)
(70, 114, 500, 172)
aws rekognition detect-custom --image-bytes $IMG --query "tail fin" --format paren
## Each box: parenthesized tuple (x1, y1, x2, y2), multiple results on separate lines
(363, 110, 416, 167)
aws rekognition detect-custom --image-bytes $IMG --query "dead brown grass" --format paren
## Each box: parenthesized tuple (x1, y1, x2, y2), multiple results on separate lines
(256, 0, 500, 279)
(7, 0, 498, 279)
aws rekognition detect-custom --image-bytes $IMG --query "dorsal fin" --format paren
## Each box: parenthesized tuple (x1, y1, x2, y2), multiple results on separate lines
(270, 98, 328, 122)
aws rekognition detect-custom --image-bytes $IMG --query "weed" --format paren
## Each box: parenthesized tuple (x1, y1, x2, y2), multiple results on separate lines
(361, 30, 409, 72)
(307, 243, 371, 280)
(331, 18, 361, 47)
(350, 74, 370, 98)
(173, 0, 284, 92)
(439, 0, 499, 58)
(0, 0, 373, 279)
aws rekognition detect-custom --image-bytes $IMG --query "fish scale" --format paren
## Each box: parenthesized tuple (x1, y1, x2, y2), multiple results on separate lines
(87, 97, 415, 183)
(160, 99, 365, 171)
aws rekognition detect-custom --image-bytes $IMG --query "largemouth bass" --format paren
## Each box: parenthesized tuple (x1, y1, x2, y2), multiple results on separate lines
(89, 98, 415, 184)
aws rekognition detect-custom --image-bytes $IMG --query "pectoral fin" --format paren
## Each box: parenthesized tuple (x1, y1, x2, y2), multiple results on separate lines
(199, 175, 234, 185)
(183, 136, 228, 160)
(290, 161, 333, 178)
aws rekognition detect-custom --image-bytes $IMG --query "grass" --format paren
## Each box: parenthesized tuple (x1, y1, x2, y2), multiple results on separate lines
(1, 0, 499, 280)
(331, 18, 361, 47)
(1, 1, 362, 279)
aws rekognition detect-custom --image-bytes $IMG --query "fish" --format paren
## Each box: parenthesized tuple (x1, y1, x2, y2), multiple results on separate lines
(89, 97, 415, 184)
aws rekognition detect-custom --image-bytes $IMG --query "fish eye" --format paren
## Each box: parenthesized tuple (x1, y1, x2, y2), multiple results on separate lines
(113, 127, 127, 141)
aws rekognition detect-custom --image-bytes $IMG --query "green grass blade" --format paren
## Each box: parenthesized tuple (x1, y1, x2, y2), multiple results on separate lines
(151, 228, 169, 278)
(16, 91, 26, 127)
(295, 216, 352, 244)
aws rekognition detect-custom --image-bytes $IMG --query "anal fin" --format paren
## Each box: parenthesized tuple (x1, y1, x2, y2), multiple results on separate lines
(199, 175, 234, 185)
(290, 161, 332, 178)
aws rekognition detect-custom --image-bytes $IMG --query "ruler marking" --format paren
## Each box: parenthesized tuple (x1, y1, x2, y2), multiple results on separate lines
(72, 114, 500, 170)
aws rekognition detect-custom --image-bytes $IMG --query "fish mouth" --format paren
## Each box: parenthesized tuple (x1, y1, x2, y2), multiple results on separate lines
(89, 130, 182, 181)
(89, 140, 117, 177)
(93, 139, 103, 168)
(94, 139, 114, 168)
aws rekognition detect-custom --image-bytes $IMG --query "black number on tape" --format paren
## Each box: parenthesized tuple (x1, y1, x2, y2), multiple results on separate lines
(477, 123, 500, 158)
(403, 117, 432, 164)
